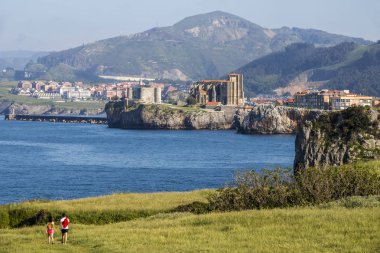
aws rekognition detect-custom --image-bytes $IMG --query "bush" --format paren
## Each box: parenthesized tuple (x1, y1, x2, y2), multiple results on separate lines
(0, 208, 10, 228)
(208, 169, 303, 211)
(4, 207, 156, 228)
(186, 96, 197, 105)
(208, 163, 380, 211)
(172, 201, 211, 214)
(296, 163, 380, 204)
(70, 210, 153, 225)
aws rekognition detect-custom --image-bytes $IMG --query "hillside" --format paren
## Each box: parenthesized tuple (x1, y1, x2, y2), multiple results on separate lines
(1, 188, 379, 252)
(33, 11, 371, 82)
(236, 41, 380, 96)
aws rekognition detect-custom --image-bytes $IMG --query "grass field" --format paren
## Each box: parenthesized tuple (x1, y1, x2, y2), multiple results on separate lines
(1, 192, 379, 252)
(7, 190, 211, 213)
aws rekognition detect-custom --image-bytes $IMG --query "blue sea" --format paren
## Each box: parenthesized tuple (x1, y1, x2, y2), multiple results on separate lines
(0, 118, 295, 204)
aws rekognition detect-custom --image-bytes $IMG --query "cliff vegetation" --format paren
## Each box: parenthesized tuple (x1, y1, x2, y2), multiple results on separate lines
(294, 106, 380, 171)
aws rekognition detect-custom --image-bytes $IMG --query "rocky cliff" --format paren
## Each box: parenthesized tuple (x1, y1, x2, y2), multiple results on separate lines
(294, 106, 380, 171)
(106, 102, 235, 130)
(236, 105, 322, 134)
(106, 102, 323, 133)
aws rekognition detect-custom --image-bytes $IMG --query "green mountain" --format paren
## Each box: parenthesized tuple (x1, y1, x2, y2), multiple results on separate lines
(34, 11, 371, 82)
(236, 41, 380, 97)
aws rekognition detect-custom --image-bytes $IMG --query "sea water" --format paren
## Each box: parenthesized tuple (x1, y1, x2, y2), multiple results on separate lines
(0, 118, 295, 204)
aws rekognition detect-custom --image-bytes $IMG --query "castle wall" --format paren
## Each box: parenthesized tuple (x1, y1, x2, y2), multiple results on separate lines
(190, 74, 244, 106)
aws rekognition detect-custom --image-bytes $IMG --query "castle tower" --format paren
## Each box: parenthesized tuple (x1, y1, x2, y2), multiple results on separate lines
(212, 85, 216, 102)
(127, 87, 133, 99)
(154, 87, 161, 103)
(228, 73, 244, 106)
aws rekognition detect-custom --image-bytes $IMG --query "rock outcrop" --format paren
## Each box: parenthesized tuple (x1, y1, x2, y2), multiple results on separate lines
(236, 105, 322, 134)
(106, 102, 323, 133)
(106, 102, 235, 130)
(294, 107, 380, 172)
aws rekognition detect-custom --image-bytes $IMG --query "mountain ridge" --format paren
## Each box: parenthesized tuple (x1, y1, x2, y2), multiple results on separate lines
(235, 41, 380, 96)
(33, 11, 372, 82)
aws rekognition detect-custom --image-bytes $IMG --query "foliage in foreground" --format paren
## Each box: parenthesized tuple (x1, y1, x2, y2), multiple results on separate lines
(208, 161, 380, 211)
(0, 190, 210, 228)
(0, 202, 379, 253)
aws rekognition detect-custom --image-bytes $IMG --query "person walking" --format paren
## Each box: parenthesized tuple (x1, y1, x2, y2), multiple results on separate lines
(60, 213, 70, 244)
(46, 216, 55, 244)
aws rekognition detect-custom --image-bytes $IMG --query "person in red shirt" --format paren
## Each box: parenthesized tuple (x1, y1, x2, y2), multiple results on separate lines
(60, 213, 70, 244)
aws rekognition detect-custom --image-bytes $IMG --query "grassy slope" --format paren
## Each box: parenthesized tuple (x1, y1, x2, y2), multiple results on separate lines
(1, 201, 379, 253)
(9, 190, 212, 213)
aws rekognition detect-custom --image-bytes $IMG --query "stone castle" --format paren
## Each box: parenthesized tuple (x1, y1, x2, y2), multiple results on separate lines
(125, 86, 161, 104)
(190, 74, 244, 106)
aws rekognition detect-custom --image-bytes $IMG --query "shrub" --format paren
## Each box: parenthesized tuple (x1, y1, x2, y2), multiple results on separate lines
(208, 162, 380, 211)
(208, 169, 303, 211)
(186, 96, 197, 105)
(69, 210, 153, 225)
(0, 208, 10, 228)
(172, 201, 211, 214)
(8, 208, 40, 227)
(4, 208, 156, 228)
(296, 163, 380, 204)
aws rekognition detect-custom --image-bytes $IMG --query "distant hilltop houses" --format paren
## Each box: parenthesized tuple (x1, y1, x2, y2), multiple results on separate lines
(293, 89, 375, 110)
(11, 80, 181, 104)
(11, 77, 379, 111)
(251, 89, 378, 110)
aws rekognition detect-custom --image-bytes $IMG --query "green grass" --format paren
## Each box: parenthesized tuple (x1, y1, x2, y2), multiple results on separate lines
(7, 190, 211, 213)
(0, 199, 379, 253)
(1, 190, 212, 227)
(162, 104, 205, 113)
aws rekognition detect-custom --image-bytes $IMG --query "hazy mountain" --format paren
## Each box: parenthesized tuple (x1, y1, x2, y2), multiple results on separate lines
(235, 41, 380, 97)
(0, 50, 48, 70)
(35, 11, 372, 82)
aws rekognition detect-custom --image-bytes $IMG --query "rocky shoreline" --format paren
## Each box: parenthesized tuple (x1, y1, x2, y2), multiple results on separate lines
(236, 105, 323, 134)
(105, 102, 322, 133)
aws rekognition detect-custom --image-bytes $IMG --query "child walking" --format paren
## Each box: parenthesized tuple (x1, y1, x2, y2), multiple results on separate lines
(46, 216, 55, 244)
(60, 213, 70, 244)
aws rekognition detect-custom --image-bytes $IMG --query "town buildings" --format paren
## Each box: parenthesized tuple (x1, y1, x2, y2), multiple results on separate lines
(294, 89, 373, 110)
(190, 74, 244, 106)
(13, 80, 163, 104)
(330, 94, 373, 110)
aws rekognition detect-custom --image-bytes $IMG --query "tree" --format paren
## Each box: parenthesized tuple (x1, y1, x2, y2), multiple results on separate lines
(186, 96, 197, 105)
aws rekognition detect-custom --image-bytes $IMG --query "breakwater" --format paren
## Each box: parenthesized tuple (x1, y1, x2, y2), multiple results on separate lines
(4, 114, 107, 124)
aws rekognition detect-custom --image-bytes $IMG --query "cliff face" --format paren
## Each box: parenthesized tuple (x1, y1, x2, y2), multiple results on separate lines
(106, 102, 235, 130)
(236, 105, 322, 134)
(294, 107, 380, 171)
(106, 103, 322, 133)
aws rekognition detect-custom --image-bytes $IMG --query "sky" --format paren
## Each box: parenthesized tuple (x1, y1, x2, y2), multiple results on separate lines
(0, 0, 379, 52)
